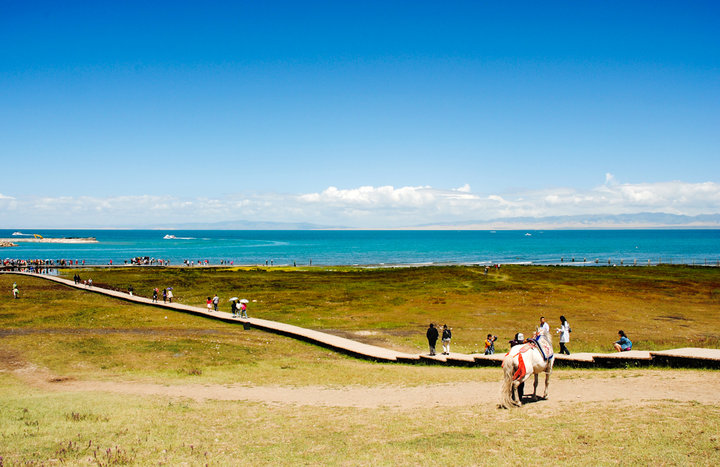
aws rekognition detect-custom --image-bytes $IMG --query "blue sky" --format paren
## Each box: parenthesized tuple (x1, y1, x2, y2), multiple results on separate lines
(1, 1, 719, 227)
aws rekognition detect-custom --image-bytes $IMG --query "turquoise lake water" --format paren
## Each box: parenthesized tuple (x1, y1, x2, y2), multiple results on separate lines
(2, 229, 719, 266)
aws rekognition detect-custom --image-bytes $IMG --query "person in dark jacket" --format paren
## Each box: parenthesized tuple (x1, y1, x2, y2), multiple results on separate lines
(441, 324, 452, 355)
(426, 323, 439, 356)
(508, 332, 525, 349)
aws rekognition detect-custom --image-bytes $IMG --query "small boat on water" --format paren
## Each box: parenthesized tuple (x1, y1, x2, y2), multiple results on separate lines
(12, 232, 27, 236)
(525, 233, 532, 236)
(163, 234, 177, 240)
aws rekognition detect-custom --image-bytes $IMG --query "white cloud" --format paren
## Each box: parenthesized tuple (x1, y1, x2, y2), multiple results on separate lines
(299, 185, 436, 207)
(1, 179, 719, 228)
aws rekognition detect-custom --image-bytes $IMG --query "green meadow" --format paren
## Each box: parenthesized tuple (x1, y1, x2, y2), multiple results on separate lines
(64, 265, 720, 353)
(1, 266, 719, 465)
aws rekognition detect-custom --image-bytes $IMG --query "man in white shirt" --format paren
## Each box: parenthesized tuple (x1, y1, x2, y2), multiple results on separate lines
(538, 316, 550, 336)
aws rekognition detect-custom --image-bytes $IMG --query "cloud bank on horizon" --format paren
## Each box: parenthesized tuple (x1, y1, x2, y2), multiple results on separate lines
(1, 176, 718, 228)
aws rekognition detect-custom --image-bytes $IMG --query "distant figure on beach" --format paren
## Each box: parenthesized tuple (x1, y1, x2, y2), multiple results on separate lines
(614, 330, 632, 352)
(484, 334, 498, 355)
(441, 324, 452, 355)
(207, 297, 213, 312)
(426, 323, 439, 356)
(212, 294, 219, 311)
(557, 315, 571, 355)
(12, 282, 19, 299)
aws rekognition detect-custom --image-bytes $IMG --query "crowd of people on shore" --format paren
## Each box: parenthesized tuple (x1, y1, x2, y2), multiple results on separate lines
(1, 258, 81, 272)
(2, 257, 310, 270)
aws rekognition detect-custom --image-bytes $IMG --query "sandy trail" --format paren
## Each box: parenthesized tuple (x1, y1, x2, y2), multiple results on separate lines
(11, 366, 720, 409)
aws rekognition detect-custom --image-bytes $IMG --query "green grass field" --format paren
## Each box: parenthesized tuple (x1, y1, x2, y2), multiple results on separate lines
(62, 264, 720, 353)
(1, 266, 719, 465)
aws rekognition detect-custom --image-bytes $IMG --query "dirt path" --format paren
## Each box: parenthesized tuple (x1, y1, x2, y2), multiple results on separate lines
(11, 366, 720, 409)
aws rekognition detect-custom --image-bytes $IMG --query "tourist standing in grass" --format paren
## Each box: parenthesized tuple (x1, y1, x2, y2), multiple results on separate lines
(426, 323, 439, 356)
(484, 334, 498, 355)
(557, 315, 571, 355)
(614, 330, 632, 352)
(441, 324, 452, 355)
(12, 282, 19, 299)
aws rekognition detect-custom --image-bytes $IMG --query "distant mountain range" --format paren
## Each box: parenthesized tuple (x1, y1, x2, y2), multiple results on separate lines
(16, 213, 716, 230)
(145, 213, 720, 230)
(146, 220, 338, 230)
(413, 213, 720, 230)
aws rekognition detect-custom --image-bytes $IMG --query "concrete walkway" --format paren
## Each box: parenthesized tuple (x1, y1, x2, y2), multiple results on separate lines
(4, 271, 719, 369)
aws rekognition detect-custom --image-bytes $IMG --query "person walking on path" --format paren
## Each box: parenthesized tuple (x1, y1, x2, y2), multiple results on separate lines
(614, 330, 632, 352)
(206, 297, 213, 312)
(231, 300, 239, 318)
(162, 288, 167, 304)
(484, 334, 498, 355)
(240, 301, 248, 318)
(426, 323, 439, 356)
(212, 294, 219, 311)
(152, 288, 158, 303)
(128, 285, 133, 296)
(557, 315, 571, 355)
(441, 324, 452, 355)
(167, 288, 173, 303)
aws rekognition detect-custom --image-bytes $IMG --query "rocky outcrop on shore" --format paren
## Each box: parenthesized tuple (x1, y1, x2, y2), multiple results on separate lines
(0, 240, 18, 247)
(0, 237, 97, 244)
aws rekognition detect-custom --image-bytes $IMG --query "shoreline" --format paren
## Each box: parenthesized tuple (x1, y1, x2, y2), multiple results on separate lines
(3, 262, 718, 273)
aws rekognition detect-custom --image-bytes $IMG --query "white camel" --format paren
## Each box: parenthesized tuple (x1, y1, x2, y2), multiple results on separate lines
(499, 327, 554, 408)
